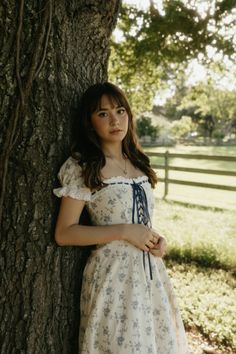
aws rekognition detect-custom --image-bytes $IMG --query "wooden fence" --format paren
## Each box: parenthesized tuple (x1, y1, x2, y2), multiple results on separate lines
(147, 151, 236, 199)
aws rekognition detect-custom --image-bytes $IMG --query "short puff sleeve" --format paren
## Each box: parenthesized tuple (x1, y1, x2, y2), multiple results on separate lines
(53, 157, 91, 201)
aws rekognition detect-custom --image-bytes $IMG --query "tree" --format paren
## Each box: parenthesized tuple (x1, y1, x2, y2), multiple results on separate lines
(136, 116, 159, 140)
(162, 66, 189, 121)
(179, 81, 236, 137)
(109, 0, 236, 112)
(170, 115, 195, 139)
(119, 1, 236, 64)
(0, 1, 120, 353)
(109, 43, 166, 114)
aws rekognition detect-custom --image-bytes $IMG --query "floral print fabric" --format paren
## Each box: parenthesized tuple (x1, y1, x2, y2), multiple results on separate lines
(53, 157, 189, 354)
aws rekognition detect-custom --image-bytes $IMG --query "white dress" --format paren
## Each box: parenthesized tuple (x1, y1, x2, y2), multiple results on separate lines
(53, 157, 189, 354)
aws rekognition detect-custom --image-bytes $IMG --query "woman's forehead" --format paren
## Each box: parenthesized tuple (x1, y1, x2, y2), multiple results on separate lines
(96, 94, 123, 110)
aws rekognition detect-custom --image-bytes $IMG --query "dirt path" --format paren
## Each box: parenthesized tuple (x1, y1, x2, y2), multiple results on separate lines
(187, 329, 235, 354)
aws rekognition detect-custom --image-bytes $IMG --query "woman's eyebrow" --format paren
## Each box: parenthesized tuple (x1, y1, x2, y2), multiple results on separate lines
(97, 105, 123, 111)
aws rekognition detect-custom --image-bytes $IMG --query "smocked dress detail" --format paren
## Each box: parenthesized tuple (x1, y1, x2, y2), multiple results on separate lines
(53, 157, 189, 354)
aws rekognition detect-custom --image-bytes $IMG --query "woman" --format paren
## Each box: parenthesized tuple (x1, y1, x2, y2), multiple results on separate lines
(53, 82, 188, 354)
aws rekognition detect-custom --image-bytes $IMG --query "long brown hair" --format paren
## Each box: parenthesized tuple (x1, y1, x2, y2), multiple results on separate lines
(71, 82, 158, 188)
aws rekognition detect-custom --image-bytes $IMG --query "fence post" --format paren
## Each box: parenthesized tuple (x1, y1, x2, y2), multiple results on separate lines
(164, 150, 169, 199)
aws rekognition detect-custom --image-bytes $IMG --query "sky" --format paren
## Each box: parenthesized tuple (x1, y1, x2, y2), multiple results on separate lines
(124, 0, 160, 11)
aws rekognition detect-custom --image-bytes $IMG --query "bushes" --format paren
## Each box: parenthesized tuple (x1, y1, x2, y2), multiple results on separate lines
(167, 262, 236, 350)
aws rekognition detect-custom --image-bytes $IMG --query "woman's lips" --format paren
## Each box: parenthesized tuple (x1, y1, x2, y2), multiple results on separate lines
(110, 129, 123, 134)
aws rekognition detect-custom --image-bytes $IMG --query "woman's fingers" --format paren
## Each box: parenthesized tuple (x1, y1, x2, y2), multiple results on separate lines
(126, 225, 166, 253)
(149, 235, 167, 257)
(150, 235, 156, 244)
(145, 240, 155, 249)
(144, 229, 162, 250)
(151, 231, 161, 243)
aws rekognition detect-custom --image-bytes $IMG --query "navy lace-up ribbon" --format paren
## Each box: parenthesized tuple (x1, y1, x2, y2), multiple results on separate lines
(131, 181, 153, 280)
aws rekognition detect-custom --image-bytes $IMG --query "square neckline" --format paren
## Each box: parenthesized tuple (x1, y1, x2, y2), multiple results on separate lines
(102, 175, 148, 184)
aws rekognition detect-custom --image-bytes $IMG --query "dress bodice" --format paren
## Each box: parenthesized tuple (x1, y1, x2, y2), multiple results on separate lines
(53, 157, 155, 227)
(87, 176, 155, 226)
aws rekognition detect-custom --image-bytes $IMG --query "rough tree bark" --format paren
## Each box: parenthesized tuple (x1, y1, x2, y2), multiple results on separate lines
(0, 1, 120, 353)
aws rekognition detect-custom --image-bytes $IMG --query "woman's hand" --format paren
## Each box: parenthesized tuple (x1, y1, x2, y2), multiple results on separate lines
(122, 224, 160, 252)
(150, 234, 167, 258)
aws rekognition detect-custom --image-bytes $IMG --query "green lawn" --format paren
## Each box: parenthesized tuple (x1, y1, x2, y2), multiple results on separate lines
(153, 199, 236, 270)
(152, 199, 236, 351)
(145, 145, 236, 157)
(144, 145, 236, 209)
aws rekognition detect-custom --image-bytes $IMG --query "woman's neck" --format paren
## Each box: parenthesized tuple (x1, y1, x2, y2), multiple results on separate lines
(102, 143, 124, 161)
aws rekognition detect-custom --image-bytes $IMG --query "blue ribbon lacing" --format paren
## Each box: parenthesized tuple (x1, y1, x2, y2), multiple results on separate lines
(131, 181, 153, 280)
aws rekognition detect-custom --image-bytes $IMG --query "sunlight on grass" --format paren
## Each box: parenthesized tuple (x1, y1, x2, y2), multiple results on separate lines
(154, 182, 236, 210)
(145, 145, 236, 156)
(153, 200, 236, 270)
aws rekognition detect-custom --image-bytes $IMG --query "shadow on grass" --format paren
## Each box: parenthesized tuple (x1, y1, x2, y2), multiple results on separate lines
(165, 247, 236, 277)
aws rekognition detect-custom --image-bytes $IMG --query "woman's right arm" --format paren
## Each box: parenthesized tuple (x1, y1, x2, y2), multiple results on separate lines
(54, 196, 159, 251)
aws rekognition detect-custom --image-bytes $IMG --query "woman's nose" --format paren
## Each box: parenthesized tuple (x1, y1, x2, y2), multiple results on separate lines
(109, 112, 119, 125)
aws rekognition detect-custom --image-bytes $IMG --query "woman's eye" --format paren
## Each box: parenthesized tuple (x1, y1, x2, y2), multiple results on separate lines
(117, 108, 126, 115)
(98, 112, 108, 118)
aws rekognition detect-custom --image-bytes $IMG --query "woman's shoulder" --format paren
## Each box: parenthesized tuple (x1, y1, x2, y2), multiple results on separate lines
(60, 154, 82, 172)
(53, 154, 91, 201)
(57, 155, 84, 183)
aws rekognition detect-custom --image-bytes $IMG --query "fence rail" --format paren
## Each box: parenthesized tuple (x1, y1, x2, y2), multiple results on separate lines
(147, 151, 236, 198)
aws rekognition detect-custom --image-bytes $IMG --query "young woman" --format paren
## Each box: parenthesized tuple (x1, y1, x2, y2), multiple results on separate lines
(53, 82, 188, 354)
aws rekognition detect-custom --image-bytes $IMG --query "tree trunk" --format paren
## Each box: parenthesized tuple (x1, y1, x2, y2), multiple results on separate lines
(0, 1, 120, 353)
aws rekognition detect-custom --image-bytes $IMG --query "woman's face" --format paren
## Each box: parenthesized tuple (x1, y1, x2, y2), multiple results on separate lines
(91, 95, 129, 145)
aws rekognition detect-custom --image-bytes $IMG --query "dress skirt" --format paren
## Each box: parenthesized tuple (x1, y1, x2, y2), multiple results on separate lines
(79, 240, 188, 354)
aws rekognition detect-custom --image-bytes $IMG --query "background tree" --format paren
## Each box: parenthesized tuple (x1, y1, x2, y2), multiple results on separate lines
(162, 66, 189, 121)
(170, 115, 196, 139)
(179, 80, 236, 138)
(136, 115, 159, 140)
(0, 1, 120, 352)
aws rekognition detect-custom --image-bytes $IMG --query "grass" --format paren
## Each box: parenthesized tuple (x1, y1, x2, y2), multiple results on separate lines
(144, 145, 236, 209)
(153, 199, 236, 271)
(145, 145, 236, 157)
(152, 199, 236, 351)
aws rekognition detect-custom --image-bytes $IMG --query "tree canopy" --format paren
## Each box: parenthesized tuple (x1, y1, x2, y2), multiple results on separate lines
(109, 0, 236, 113)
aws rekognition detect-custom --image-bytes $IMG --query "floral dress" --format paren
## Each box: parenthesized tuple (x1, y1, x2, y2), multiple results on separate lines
(53, 157, 189, 354)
